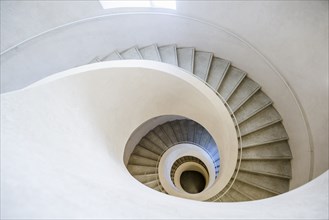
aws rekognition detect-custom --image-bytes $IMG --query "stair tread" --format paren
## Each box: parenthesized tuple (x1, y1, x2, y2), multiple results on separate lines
(218, 66, 246, 101)
(133, 173, 158, 183)
(193, 51, 213, 81)
(170, 120, 184, 142)
(194, 123, 203, 145)
(139, 44, 161, 61)
(153, 126, 173, 147)
(88, 56, 101, 63)
(161, 122, 178, 144)
(127, 164, 157, 175)
(102, 50, 122, 61)
(177, 47, 195, 73)
(145, 131, 168, 151)
(226, 187, 251, 201)
(120, 47, 143, 59)
(239, 105, 282, 136)
(228, 77, 261, 112)
(158, 45, 178, 65)
(236, 170, 289, 194)
(129, 154, 158, 167)
(133, 145, 160, 161)
(139, 137, 165, 155)
(239, 140, 292, 158)
(241, 123, 288, 147)
(234, 90, 272, 124)
(179, 120, 189, 141)
(233, 179, 276, 200)
(207, 57, 231, 91)
(238, 167, 292, 179)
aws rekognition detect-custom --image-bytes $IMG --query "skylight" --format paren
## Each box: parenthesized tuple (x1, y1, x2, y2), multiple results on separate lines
(99, 1, 176, 10)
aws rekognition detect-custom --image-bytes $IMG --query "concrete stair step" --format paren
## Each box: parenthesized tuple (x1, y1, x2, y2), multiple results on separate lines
(145, 179, 160, 188)
(152, 184, 165, 192)
(127, 164, 157, 175)
(158, 44, 178, 65)
(239, 105, 282, 136)
(220, 193, 236, 202)
(207, 57, 231, 91)
(234, 90, 272, 125)
(153, 126, 173, 147)
(205, 137, 219, 159)
(239, 160, 291, 179)
(193, 51, 213, 81)
(132, 145, 160, 161)
(145, 131, 168, 151)
(177, 47, 195, 73)
(120, 47, 143, 59)
(179, 120, 189, 141)
(129, 154, 158, 167)
(101, 50, 122, 61)
(161, 122, 178, 144)
(226, 187, 251, 201)
(187, 120, 196, 142)
(199, 128, 211, 147)
(230, 184, 254, 200)
(236, 170, 289, 194)
(139, 137, 165, 155)
(133, 173, 158, 183)
(228, 77, 261, 112)
(170, 120, 185, 142)
(241, 122, 288, 147)
(139, 44, 161, 61)
(194, 123, 203, 145)
(232, 179, 276, 200)
(88, 56, 101, 63)
(239, 140, 292, 159)
(218, 66, 246, 101)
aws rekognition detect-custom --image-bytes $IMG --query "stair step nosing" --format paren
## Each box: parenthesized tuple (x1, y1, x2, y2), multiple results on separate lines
(139, 44, 162, 61)
(235, 178, 281, 195)
(138, 142, 163, 156)
(214, 61, 231, 91)
(234, 101, 273, 125)
(101, 50, 123, 61)
(120, 46, 143, 59)
(144, 135, 168, 151)
(135, 145, 161, 158)
(203, 54, 214, 82)
(230, 185, 255, 200)
(241, 137, 289, 148)
(223, 71, 247, 101)
(232, 86, 261, 113)
(130, 154, 158, 162)
(239, 156, 292, 161)
(239, 119, 283, 137)
(238, 168, 291, 179)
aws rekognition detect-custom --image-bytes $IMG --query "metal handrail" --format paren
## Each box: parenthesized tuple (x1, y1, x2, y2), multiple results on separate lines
(148, 67, 243, 201)
(154, 140, 219, 194)
(183, 72, 243, 202)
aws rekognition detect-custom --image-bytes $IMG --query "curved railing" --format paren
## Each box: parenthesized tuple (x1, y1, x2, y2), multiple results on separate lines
(138, 66, 243, 201)
(191, 73, 243, 201)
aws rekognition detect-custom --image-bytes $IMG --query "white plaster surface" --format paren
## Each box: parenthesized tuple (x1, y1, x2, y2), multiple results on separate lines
(1, 62, 328, 219)
(1, 2, 327, 188)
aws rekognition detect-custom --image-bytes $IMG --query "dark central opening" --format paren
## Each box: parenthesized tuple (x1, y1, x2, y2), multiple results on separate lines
(180, 170, 206, 194)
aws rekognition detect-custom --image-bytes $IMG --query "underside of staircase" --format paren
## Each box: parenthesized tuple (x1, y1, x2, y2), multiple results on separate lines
(91, 44, 292, 202)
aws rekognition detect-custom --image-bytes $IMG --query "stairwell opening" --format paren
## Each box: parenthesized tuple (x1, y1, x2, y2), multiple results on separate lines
(180, 171, 206, 194)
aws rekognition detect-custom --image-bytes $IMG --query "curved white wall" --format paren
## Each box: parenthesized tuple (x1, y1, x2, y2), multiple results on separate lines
(1, 61, 327, 219)
(1, 2, 328, 187)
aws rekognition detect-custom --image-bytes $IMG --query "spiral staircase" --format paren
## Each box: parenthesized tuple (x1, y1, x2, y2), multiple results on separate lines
(88, 44, 293, 202)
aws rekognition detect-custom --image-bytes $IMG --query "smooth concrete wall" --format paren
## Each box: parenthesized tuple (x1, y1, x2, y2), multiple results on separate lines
(1, 1, 328, 186)
(1, 62, 328, 219)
